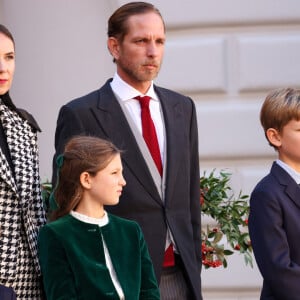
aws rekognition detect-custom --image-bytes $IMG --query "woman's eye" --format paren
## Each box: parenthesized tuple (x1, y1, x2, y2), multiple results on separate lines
(6, 54, 15, 61)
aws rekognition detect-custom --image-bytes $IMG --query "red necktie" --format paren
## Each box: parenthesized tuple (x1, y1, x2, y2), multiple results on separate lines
(135, 96, 175, 267)
(135, 96, 163, 176)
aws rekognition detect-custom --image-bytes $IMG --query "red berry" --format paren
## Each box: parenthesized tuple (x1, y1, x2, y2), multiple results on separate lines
(234, 244, 240, 250)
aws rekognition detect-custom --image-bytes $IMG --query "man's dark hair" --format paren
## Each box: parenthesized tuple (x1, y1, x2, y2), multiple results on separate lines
(107, 1, 165, 42)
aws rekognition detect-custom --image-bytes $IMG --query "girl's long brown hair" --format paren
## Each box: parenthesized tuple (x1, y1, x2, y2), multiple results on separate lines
(50, 135, 121, 221)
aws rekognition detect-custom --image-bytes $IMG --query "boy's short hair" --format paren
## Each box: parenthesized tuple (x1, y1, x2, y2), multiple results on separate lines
(260, 87, 300, 148)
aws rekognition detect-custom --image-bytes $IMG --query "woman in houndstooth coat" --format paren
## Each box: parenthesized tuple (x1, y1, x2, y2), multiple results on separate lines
(0, 24, 46, 299)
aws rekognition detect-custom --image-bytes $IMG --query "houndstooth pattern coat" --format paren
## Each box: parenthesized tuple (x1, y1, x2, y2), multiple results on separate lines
(0, 93, 46, 299)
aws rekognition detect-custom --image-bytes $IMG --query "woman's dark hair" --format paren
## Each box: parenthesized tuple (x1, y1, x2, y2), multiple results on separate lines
(0, 24, 15, 47)
(51, 135, 121, 221)
(107, 1, 165, 42)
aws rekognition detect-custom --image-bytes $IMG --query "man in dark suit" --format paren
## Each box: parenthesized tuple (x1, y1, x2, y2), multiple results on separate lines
(249, 88, 300, 300)
(52, 2, 202, 299)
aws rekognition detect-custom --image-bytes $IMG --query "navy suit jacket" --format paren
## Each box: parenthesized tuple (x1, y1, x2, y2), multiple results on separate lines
(53, 79, 202, 300)
(249, 162, 300, 300)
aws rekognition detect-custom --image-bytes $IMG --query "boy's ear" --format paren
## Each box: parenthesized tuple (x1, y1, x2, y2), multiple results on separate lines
(80, 172, 91, 189)
(266, 128, 282, 148)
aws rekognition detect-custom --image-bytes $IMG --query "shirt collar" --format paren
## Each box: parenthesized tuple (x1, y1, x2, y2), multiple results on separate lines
(276, 159, 300, 184)
(70, 210, 109, 227)
(110, 72, 158, 102)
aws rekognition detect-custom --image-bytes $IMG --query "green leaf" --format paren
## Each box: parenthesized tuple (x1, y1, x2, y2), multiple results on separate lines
(223, 250, 234, 256)
(200, 169, 253, 270)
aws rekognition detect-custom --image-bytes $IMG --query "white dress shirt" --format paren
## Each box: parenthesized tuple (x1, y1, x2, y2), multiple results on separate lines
(110, 73, 165, 164)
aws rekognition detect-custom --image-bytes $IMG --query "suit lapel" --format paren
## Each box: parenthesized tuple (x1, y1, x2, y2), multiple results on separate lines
(272, 162, 300, 209)
(155, 87, 184, 205)
(91, 81, 162, 204)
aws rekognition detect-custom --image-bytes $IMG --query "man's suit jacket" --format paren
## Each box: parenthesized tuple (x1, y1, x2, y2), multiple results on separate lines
(249, 162, 300, 300)
(53, 79, 202, 299)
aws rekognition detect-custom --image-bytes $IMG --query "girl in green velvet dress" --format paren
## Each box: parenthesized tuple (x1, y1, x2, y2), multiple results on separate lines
(38, 136, 160, 300)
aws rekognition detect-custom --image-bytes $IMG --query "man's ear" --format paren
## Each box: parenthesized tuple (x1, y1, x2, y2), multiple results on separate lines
(80, 172, 91, 189)
(266, 128, 282, 148)
(107, 37, 120, 61)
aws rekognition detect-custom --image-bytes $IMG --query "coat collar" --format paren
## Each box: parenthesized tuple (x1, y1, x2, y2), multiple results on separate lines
(272, 161, 300, 209)
(0, 92, 41, 132)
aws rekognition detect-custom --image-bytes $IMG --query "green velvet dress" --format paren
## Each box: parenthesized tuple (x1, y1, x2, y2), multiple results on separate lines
(38, 213, 160, 300)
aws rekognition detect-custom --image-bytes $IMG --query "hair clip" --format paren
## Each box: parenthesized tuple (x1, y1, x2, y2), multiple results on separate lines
(56, 154, 64, 168)
(49, 154, 64, 212)
(49, 191, 58, 211)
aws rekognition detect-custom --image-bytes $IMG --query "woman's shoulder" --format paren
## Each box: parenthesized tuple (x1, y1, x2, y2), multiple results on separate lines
(17, 108, 41, 132)
(1, 93, 41, 131)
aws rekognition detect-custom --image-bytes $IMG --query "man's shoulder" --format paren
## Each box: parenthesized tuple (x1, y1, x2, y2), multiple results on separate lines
(66, 79, 113, 108)
(154, 85, 195, 111)
(154, 85, 189, 100)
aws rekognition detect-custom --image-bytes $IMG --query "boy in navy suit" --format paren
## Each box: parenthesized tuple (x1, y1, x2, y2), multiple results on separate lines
(249, 88, 300, 300)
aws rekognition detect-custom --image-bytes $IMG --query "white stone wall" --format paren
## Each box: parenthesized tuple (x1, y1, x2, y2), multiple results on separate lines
(2, 0, 300, 298)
